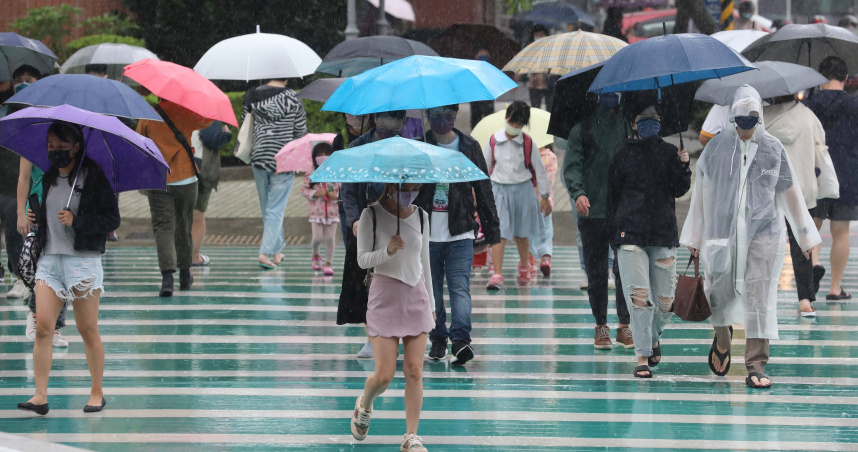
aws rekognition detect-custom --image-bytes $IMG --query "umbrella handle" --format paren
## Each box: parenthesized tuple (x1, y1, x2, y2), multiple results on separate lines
(66, 146, 88, 211)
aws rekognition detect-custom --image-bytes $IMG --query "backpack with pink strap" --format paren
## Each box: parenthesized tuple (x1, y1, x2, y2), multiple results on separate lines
(488, 132, 536, 187)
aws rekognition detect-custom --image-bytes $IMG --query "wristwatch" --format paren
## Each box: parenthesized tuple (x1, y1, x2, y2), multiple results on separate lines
(386, 248, 394, 256)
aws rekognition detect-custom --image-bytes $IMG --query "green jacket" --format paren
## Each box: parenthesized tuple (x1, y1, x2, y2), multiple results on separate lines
(561, 106, 627, 219)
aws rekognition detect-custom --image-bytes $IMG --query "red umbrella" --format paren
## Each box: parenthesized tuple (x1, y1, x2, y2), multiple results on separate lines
(122, 59, 237, 126)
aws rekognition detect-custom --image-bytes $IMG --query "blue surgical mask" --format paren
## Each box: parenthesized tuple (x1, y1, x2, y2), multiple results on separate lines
(394, 189, 419, 210)
(598, 93, 620, 110)
(741, 13, 753, 20)
(477, 55, 490, 62)
(14, 82, 29, 93)
(636, 119, 661, 139)
(734, 115, 759, 130)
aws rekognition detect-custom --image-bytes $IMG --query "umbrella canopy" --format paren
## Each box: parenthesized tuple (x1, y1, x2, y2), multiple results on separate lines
(589, 33, 757, 93)
(695, 61, 828, 106)
(321, 55, 517, 116)
(4, 74, 162, 121)
(503, 31, 627, 75)
(742, 23, 858, 71)
(519, 1, 597, 30)
(309, 136, 488, 184)
(0, 32, 57, 81)
(0, 105, 169, 192)
(367, 0, 416, 22)
(275, 133, 337, 174)
(711, 30, 769, 53)
(193, 32, 322, 81)
(429, 24, 522, 69)
(60, 43, 159, 80)
(548, 62, 603, 138)
(298, 77, 423, 119)
(317, 36, 438, 77)
(123, 59, 238, 126)
(471, 108, 554, 149)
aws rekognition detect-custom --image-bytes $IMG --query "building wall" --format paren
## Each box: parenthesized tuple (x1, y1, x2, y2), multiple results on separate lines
(411, 0, 496, 28)
(1, 0, 126, 38)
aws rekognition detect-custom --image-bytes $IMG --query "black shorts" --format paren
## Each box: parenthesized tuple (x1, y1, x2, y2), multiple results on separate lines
(810, 199, 858, 221)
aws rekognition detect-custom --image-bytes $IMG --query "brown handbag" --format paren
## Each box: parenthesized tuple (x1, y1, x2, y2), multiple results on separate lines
(673, 255, 712, 322)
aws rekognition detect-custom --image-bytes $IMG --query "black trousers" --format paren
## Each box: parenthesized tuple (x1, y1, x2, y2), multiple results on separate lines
(470, 101, 495, 129)
(578, 217, 630, 325)
(0, 194, 23, 276)
(787, 223, 816, 302)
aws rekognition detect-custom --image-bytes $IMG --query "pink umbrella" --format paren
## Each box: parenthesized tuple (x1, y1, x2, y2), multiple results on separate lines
(275, 133, 337, 173)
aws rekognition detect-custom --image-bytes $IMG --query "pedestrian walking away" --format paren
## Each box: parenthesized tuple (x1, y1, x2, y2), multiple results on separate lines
(562, 92, 632, 349)
(242, 77, 308, 270)
(529, 144, 557, 277)
(301, 141, 340, 276)
(415, 104, 500, 365)
(351, 183, 435, 452)
(191, 121, 232, 268)
(484, 101, 552, 289)
(18, 120, 120, 416)
(681, 85, 821, 389)
(608, 104, 691, 378)
(803, 56, 858, 302)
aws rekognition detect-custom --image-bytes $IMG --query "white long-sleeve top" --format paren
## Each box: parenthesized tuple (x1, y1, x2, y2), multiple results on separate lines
(483, 129, 551, 198)
(356, 205, 435, 307)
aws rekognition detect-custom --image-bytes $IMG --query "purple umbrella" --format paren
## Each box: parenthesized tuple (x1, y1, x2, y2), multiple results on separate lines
(0, 104, 169, 193)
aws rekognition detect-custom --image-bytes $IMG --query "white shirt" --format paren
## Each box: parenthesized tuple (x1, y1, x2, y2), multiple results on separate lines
(483, 130, 551, 198)
(356, 205, 435, 307)
(701, 104, 730, 139)
(430, 136, 476, 242)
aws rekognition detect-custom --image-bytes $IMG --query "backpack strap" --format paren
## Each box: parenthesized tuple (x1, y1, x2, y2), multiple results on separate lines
(522, 133, 537, 187)
(488, 135, 497, 176)
(153, 104, 201, 180)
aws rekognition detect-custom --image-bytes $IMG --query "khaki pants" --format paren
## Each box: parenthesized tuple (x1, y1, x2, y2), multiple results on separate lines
(145, 182, 198, 272)
(715, 326, 770, 374)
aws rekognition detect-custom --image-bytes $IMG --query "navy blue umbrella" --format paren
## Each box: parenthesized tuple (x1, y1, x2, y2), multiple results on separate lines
(520, 2, 597, 30)
(3, 74, 162, 121)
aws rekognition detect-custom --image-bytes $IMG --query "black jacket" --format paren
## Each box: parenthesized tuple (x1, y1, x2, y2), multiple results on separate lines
(608, 137, 690, 248)
(36, 159, 121, 254)
(414, 129, 501, 245)
(339, 129, 385, 229)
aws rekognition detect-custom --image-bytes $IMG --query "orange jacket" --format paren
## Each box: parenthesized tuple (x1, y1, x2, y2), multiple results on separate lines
(137, 100, 213, 183)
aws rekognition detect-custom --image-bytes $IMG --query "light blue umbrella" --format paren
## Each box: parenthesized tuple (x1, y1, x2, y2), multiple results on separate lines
(321, 55, 517, 115)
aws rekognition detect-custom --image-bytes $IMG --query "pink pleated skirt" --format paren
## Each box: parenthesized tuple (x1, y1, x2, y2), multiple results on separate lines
(366, 274, 435, 339)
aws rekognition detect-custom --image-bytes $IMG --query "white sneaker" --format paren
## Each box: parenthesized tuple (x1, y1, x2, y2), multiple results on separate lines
(25, 311, 36, 342)
(608, 274, 616, 290)
(52, 330, 68, 348)
(356, 341, 373, 359)
(350, 395, 372, 441)
(401, 433, 428, 452)
(7, 280, 28, 299)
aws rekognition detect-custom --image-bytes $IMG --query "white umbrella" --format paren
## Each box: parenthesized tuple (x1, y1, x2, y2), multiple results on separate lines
(60, 43, 158, 80)
(711, 30, 769, 52)
(194, 30, 322, 81)
(368, 0, 416, 22)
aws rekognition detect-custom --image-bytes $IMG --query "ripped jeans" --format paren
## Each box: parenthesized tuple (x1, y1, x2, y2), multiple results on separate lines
(616, 245, 676, 358)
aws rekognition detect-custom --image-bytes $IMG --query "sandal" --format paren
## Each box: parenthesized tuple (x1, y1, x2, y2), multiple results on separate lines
(648, 342, 661, 367)
(708, 326, 732, 376)
(812, 265, 825, 295)
(826, 289, 852, 300)
(798, 300, 816, 317)
(746, 372, 772, 389)
(634, 365, 652, 379)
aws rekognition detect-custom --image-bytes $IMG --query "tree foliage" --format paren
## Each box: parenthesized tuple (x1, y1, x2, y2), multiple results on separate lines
(10, 5, 83, 55)
(82, 13, 141, 37)
(503, 0, 535, 15)
(121, 0, 348, 69)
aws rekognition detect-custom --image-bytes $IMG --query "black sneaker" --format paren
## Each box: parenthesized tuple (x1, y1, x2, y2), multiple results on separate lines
(179, 268, 194, 290)
(159, 272, 174, 297)
(428, 340, 447, 360)
(450, 341, 474, 366)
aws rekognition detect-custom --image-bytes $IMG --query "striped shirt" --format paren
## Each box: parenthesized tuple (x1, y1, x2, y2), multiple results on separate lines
(241, 86, 307, 172)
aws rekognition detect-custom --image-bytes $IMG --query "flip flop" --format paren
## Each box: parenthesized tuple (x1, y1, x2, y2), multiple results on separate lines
(633, 365, 652, 378)
(708, 326, 732, 376)
(648, 342, 661, 367)
(746, 372, 772, 389)
(798, 304, 817, 317)
(826, 289, 852, 300)
(192, 255, 211, 267)
(812, 265, 825, 295)
(258, 261, 276, 270)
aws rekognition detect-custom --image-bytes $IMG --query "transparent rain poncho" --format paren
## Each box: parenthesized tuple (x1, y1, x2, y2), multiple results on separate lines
(680, 85, 821, 339)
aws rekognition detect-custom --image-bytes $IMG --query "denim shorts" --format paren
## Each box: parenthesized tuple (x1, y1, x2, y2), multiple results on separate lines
(35, 254, 104, 303)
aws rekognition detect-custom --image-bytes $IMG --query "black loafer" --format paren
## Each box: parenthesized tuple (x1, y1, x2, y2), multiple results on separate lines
(18, 401, 49, 415)
(83, 398, 106, 413)
(159, 272, 174, 297)
(179, 269, 193, 290)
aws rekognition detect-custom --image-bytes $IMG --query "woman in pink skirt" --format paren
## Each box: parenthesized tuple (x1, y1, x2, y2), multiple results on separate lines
(351, 182, 435, 452)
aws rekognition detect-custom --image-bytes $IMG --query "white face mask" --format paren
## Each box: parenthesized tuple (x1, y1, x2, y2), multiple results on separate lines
(505, 122, 522, 136)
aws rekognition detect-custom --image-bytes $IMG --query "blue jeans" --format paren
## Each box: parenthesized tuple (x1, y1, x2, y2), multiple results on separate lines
(616, 245, 676, 357)
(529, 213, 553, 258)
(252, 167, 295, 255)
(429, 239, 473, 344)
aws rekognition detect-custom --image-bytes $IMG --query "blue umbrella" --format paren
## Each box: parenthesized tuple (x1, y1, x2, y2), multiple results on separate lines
(0, 105, 169, 193)
(519, 2, 597, 30)
(322, 55, 517, 115)
(0, 32, 57, 81)
(4, 74, 162, 121)
(588, 33, 757, 94)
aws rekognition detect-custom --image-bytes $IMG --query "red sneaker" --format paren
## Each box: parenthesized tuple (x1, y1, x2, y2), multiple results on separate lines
(486, 274, 504, 290)
(540, 256, 551, 277)
(517, 262, 531, 285)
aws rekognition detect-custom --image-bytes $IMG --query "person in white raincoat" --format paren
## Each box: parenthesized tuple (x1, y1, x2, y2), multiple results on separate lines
(680, 85, 821, 389)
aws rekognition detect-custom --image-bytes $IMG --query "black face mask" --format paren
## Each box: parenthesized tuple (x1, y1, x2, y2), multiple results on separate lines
(48, 149, 74, 169)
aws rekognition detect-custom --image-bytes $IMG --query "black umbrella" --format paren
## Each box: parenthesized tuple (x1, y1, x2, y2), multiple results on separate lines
(428, 23, 522, 70)
(742, 23, 858, 71)
(297, 77, 422, 119)
(316, 36, 438, 77)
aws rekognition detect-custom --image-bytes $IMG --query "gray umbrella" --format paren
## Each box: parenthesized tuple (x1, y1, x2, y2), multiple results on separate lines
(60, 43, 158, 80)
(742, 23, 858, 72)
(694, 61, 828, 105)
(298, 78, 422, 119)
(316, 36, 438, 78)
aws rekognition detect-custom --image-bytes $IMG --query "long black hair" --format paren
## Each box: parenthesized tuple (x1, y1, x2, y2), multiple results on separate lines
(309, 141, 334, 188)
(44, 121, 86, 188)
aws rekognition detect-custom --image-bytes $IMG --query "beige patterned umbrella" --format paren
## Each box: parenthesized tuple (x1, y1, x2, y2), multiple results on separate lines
(503, 31, 627, 75)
